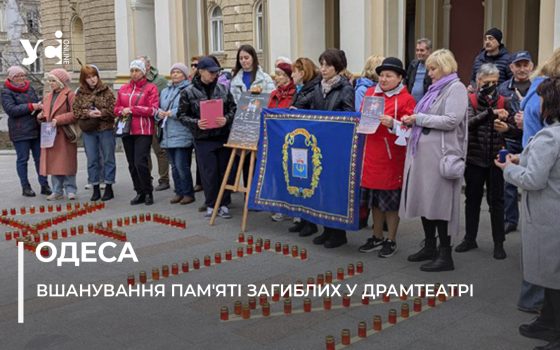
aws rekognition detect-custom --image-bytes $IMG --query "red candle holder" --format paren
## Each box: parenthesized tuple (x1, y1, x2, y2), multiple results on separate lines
(325, 271, 333, 284)
(373, 315, 382, 331)
(342, 294, 351, 307)
(401, 303, 409, 318)
(139, 213, 145, 223)
(255, 243, 262, 253)
(358, 321, 367, 338)
(124, 217, 130, 226)
(78, 225, 84, 234)
(204, 255, 211, 267)
(237, 247, 244, 258)
(383, 293, 390, 303)
(225, 250, 232, 261)
(248, 297, 256, 310)
(323, 296, 332, 310)
(127, 274, 135, 285)
(47, 205, 53, 213)
(291, 245, 298, 257)
(256, 238, 263, 246)
(215, 252, 222, 264)
(347, 263, 355, 276)
(182, 262, 189, 273)
(152, 268, 160, 281)
(40, 246, 50, 258)
(56, 204, 61, 212)
(341, 329, 351, 345)
(88, 223, 94, 232)
(117, 218, 123, 227)
(259, 294, 267, 306)
(283, 298, 292, 314)
(162, 265, 169, 278)
(247, 235, 253, 245)
(5, 232, 12, 240)
(326, 336, 335, 350)
(300, 248, 307, 260)
(282, 244, 289, 255)
(34, 234, 40, 243)
(304, 298, 312, 312)
(220, 306, 229, 321)
(131, 215, 138, 225)
(70, 227, 77, 236)
(146, 213, 151, 221)
(193, 258, 200, 270)
(413, 298, 422, 312)
(41, 232, 49, 241)
(275, 242, 281, 253)
(20, 207, 26, 215)
(246, 245, 253, 255)
(362, 296, 370, 305)
(10, 208, 16, 215)
(2, 209, 8, 216)
(337, 268, 344, 281)
(438, 292, 447, 302)
(428, 296, 436, 307)
(317, 274, 325, 285)
(106, 220, 113, 229)
(139, 271, 147, 284)
(242, 304, 251, 320)
(262, 302, 270, 317)
(264, 239, 271, 250)
(419, 286, 426, 298)
(400, 292, 407, 301)
(272, 288, 280, 302)
(234, 301, 242, 315)
(171, 263, 179, 275)
(51, 231, 58, 240)
(388, 309, 397, 324)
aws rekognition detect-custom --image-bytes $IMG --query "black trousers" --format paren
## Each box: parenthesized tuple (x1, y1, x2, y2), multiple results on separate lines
(194, 140, 231, 208)
(421, 217, 451, 247)
(464, 163, 505, 243)
(122, 135, 153, 195)
(539, 288, 560, 331)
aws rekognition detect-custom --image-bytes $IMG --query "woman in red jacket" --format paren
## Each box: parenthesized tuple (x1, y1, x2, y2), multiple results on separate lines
(114, 60, 159, 205)
(268, 62, 296, 108)
(359, 57, 416, 258)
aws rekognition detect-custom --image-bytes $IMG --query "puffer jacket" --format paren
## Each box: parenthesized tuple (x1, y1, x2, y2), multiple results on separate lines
(309, 76, 355, 112)
(72, 83, 116, 132)
(230, 66, 275, 104)
(114, 78, 159, 136)
(155, 80, 193, 148)
(1, 79, 41, 142)
(466, 93, 514, 168)
(354, 77, 375, 112)
(177, 75, 236, 142)
(291, 74, 321, 109)
(470, 46, 513, 85)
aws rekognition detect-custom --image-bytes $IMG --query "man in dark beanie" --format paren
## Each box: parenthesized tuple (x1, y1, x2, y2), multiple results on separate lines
(469, 27, 512, 91)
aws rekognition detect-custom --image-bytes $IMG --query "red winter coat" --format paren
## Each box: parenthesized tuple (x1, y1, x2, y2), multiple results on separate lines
(268, 82, 296, 108)
(114, 78, 159, 136)
(361, 86, 416, 190)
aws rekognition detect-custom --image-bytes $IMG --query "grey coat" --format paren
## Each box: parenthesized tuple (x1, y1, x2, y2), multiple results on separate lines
(503, 123, 560, 289)
(399, 79, 468, 238)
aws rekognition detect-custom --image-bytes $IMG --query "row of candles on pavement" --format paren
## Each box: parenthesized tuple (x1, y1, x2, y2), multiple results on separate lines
(1, 202, 104, 217)
(237, 233, 309, 259)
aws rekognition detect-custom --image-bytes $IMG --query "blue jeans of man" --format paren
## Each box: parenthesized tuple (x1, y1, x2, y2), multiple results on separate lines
(166, 147, 194, 197)
(51, 175, 77, 195)
(504, 140, 522, 225)
(13, 138, 48, 188)
(82, 130, 116, 185)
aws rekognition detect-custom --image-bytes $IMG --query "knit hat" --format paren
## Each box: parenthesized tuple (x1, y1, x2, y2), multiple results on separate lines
(485, 27, 503, 43)
(276, 63, 292, 78)
(7, 66, 26, 80)
(170, 63, 189, 79)
(129, 59, 146, 74)
(48, 68, 71, 87)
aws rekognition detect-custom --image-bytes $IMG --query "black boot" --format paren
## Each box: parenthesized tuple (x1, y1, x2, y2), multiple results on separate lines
(145, 192, 154, 206)
(324, 229, 348, 248)
(299, 222, 318, 237)
(130, 193, 145, 205)
(408, 238, 437, 262)
(455, 239, 478, 253)
(288, 220, 305, 233)
(22, 186, 36, 197)
(493, 242, 507, 260)
(313, 227, 332, 245)
(420, 246, 455, 272)
(90, 185, 101, 201)
(40, 185, 52, 195)
(101, 184, 114, 201)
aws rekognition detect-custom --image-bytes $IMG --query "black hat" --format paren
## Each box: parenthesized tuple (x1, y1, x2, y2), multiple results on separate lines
(197, 56, 221, 73)
(375, 57, 406, 77)
(485, 27, 503, 43)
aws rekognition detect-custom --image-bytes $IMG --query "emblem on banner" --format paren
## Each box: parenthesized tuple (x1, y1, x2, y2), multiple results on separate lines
(282, 128, 322, 198)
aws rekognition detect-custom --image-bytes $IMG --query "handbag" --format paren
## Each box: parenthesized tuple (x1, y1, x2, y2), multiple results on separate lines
(439, 115, 468, 180)
(115, 86, 145, 137)
(61, 97, 81, 143)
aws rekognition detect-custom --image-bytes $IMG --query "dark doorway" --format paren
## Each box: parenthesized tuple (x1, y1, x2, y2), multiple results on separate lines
(325, 0, 340, 49)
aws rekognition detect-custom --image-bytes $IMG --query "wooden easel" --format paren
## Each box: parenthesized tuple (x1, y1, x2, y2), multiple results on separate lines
(209, 143, 257, 232)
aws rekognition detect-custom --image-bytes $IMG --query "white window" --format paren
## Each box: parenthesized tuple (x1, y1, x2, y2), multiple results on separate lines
(210, 6, 224, 53)
(255, 2, 264, 52)
(29, 50, 41, 73)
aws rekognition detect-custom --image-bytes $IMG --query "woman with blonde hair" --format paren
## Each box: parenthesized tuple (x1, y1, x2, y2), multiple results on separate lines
(400, 49, 469, 271)
(355, 55, 384, 111)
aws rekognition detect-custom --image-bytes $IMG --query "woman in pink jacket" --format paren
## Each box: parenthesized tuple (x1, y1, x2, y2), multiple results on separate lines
(114, 60, 159, 205)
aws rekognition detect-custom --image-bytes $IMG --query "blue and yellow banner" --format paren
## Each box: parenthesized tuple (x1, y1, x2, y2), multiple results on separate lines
(249, 109, 364, 230)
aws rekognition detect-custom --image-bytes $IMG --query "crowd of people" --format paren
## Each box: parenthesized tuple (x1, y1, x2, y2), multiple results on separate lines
(2, 27, 560, 349)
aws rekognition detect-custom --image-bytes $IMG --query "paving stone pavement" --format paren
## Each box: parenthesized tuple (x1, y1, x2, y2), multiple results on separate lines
(0, 152, 545, 350)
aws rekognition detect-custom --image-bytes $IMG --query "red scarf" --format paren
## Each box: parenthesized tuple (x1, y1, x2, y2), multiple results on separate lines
(4, 79, 30, 93)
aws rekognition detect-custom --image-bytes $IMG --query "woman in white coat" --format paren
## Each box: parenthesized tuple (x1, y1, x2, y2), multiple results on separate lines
(229, 44, 275, 104)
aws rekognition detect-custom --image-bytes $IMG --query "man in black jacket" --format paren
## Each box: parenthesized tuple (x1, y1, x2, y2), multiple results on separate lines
(178, 57, 237, 219)
(469, 27, 512, 91)
(405, 38, 433, 102)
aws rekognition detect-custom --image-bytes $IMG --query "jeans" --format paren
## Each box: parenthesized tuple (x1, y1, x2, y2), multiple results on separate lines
(82, 130, 116, 185)
(166, 147, 194, 197)
(51, 175, 77, 195)
(464, 163, 505, 243)
(122, 135, 153, 195)
(504, 140, 522, 225)
(194, 140, 231, 208)
(13, 138, 48, 188)
(518, 279, 545, 311)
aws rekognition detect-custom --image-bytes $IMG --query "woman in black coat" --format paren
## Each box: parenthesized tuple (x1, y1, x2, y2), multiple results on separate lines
(1, 66, 51, 197)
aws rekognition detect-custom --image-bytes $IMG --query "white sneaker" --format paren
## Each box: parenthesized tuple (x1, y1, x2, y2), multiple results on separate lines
(100, 183, 106, 189)
(218, 206, 232, 219)
(84, 184, 92, 190)
(204, 207, 213, 218)
(46, 193, 64, 201)
(271, 213, 286, 222)
(67, 193, 76, 200)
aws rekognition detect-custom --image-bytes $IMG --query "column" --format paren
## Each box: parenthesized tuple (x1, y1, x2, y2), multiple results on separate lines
(114, 0, 134, 83)
(153, 0, 172, 72)
(339, 0, 367, 73)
